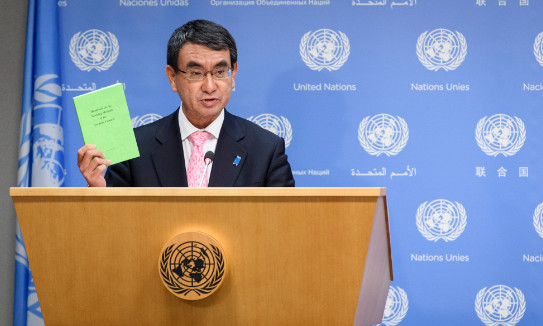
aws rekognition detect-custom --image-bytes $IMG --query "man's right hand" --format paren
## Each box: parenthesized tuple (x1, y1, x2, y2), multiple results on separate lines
(77, 144, 111, 187)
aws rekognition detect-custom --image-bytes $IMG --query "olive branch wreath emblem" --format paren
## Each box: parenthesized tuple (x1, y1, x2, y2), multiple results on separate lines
(534, 32, 543, 67)
(416, 29, 467, 71)
(248, 114, 293, 148)
(131, 113, 163, 128)
(416, 200, 467, 242)
(358, 115, 409, 157)
(69, 30, 119, 72)
(475, 115, 526, 157)
(475, 286, 526, 326)
(533, 203, 543, 239)
(159, 243, 225, 297)
(381, 287, 409, 326)
(300, 30, 350, 71)
(278, 116, 293, 148)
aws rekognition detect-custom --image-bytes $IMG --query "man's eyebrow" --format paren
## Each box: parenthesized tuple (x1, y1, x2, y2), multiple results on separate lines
(185, 61, 203, 68)
(185, 60, 229, 68)
(214, 60, 229, 68)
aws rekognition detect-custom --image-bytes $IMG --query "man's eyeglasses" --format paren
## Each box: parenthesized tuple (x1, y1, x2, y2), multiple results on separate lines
(174, 66, 232, 81)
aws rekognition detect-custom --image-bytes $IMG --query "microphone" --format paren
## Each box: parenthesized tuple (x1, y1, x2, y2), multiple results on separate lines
(198, 151, 215, 188)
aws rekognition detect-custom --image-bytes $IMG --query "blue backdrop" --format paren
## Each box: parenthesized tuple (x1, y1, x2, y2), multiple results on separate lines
(22, 0, 543, 325)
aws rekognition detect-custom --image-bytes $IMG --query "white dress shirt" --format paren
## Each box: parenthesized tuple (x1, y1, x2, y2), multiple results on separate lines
(178, 107, 224, 183)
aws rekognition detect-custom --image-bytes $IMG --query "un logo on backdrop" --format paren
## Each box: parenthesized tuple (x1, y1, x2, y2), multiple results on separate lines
(533, 203, 543, 239)
(416, 28, 467, 71)
(131, 113, 163, 128)
(475, 114, 526, 157)
(32, 124, 65, 187)
(300, 29, 350, 71)
(416, 199, 467, 242)
(475, 285, 526, 326)
(376, 286, 408, 326)
(69, 29, 119, 72)
(247, 114, 293, 148)
(534, 32, 543, 67)
(31, 74, 65, 186)
(358, 114, 408, 157)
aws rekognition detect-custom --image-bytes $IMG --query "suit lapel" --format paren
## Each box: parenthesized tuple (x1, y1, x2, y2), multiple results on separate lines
(151, 109, 188, 187)
(209, 110, 246, 187)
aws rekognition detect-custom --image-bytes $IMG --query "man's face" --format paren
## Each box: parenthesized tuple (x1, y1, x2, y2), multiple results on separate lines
(166, 43, 237, 129)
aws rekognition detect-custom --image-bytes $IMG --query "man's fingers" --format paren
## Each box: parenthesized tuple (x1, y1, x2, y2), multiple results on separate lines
(80, 156, 110, 176)
(78, 149, 106, 172)
(89, 157, 110, 168)
(95, 164, 107, 174)
(86, 164, 108, 188)
(77, 144, 110, 187)
(81, 157, 111, 180)
(78, 145, 105, 163)
(83, 157, 111, 173)
(87, 163, 107, 179)
(77, 144, 97, 164)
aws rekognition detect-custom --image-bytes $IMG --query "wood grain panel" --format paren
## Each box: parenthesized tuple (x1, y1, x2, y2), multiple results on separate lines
(11, 188, 391, 326)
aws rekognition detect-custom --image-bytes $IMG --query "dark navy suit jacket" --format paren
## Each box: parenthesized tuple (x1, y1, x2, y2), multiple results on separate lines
(105, 108, 295, 187)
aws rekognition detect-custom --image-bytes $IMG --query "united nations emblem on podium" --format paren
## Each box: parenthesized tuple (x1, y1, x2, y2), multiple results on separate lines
(158, 231, 226, 300)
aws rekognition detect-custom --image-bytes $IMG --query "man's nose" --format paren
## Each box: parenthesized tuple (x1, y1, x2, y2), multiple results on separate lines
(201, 73, 217, 92)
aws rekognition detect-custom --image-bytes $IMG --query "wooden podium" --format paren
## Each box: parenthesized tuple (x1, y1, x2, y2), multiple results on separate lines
(10, 187, 392, 325)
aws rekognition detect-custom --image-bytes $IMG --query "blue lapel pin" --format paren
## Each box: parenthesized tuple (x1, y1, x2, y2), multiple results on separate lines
(233, 155, 241, 166)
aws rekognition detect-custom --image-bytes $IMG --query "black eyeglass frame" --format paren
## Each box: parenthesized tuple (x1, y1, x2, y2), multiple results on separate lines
(174, 66, 232, 81)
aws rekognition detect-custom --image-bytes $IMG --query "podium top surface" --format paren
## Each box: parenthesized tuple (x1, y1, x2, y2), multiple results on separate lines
(10, 187, 386, 197)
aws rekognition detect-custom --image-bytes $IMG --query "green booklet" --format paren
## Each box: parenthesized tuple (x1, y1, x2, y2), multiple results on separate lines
(73, 83, 140, 165)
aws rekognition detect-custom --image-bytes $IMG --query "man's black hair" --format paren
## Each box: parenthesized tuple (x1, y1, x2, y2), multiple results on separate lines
(167, 20, 237, 69)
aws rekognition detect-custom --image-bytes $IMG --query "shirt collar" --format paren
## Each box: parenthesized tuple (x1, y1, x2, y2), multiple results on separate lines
(178, 106, 224, 141)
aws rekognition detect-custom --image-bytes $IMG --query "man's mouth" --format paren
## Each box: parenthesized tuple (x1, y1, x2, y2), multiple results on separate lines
(200, 98, 219, 107)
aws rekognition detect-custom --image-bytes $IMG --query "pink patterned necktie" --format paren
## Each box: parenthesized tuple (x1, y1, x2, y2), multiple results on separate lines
(187, 131, 210, 187)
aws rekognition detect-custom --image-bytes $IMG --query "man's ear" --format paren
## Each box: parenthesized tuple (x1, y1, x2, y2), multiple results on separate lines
(165, 65, 178, 92)
(231, 62, 238, 89)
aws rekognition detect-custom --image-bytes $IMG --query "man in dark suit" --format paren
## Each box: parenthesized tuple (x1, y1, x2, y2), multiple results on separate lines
(77, 20, 294, 187)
